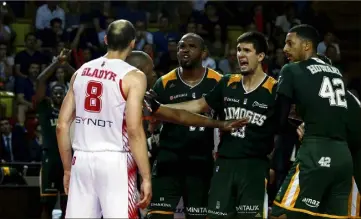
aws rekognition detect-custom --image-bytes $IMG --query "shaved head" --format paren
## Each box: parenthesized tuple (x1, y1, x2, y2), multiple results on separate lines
(126, 51, 152, 71)
(126, 51, 157, 89)
(180, 33, 205, 50)
(106, 19, 136, 51)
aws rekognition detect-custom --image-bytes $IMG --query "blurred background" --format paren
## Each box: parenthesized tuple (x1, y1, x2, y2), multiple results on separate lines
(0, 1, 360, 218)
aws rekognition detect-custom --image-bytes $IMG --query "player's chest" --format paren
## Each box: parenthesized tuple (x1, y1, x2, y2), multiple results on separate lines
(163, 82, 215, 104)
(222, 88, 275, 119)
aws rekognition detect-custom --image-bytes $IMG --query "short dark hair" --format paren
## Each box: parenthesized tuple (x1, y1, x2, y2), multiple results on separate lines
(106, 19, 136, 51)
(289, 24, 320, 52)
(237, 31, 268, 54)
(125, 51, 151, 70)
(50, 18, 62, 27)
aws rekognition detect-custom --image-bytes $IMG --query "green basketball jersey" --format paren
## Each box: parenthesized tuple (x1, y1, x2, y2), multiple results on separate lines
(277, 57, 348, 140)
(153, 68, 222, 161)
(37, 99, 60, 157)
(204, 73, 278, 158)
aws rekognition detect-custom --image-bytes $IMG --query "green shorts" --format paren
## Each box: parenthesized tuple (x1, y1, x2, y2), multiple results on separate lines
(40, 150, 66, 204)
(147, 157, 213, 218)
(207, 157, 269, 219)
(272, 137, 352, 218)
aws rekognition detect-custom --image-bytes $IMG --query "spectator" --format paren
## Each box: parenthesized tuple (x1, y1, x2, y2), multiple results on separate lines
(0, 118, 29, 162)
(48, 63, 76, 93)
(208, 24, 228, 59)
(268, 48, 286, 79)
(15, 62, 40, 126)
(28, 124, 42, 162)
(37, 18, 67, 51)
(143, 43, 155, 60)
(218, 48, 239, 74)
(275, 4, 301, 33)
(0, 15, 12, 44)
(0, 42, 14, 91)
(155, 38, 179, 77)
(202, 46, 216, 69)
(117, 1, 147, 25)
(35, 1, 65, 30)
(65, 1, 80, 32)
(14, 33, 47, 78)
(186, 21, 197, 34)
(197, 2, 226, 41)
(97, 16, 115, 48)
(317, 32, 340, 61)
(153, 14, 180, 55)
(325, 44, 342, 70)
(252, 4, 272, 37)
(135, 20, 153, 51)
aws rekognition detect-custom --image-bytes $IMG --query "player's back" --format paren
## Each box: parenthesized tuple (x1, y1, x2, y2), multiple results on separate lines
(72, 57, 137, 152)
(286, 57, 348, 140)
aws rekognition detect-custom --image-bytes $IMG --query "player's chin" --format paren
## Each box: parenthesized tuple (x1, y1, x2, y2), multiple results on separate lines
(180, 62, 193, 69)
(240, 68, 251, 76)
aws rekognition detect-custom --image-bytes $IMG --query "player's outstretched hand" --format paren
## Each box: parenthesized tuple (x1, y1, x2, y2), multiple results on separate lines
(143, 89, 161, 116)
(63, 170, 71, 195)
(138, 179, 152, 209)
(221, 118, 249, 131)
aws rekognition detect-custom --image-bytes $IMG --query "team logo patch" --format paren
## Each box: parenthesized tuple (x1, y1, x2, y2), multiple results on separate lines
(72, 156, 76, 165)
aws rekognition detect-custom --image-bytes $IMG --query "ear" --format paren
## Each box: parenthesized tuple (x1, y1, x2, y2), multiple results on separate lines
(257, 52, 265, 62)
(104, 35, 108, 45)
(304, 40, 312, 52)
(130, 39, 135, 50)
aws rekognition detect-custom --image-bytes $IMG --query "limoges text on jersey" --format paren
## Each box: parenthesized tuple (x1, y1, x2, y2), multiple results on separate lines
(224, 107, 267, 126)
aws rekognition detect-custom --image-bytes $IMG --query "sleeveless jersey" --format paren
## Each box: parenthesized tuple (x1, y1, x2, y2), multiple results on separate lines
(72, 57, 137, 152)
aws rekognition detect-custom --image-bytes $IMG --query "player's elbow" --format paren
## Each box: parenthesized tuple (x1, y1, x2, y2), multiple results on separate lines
(56, 121, 69, 135)
(127, 123, 145, 141)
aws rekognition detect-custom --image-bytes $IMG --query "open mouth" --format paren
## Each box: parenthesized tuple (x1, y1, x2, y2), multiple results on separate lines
(182, 54, 190, 61)
(239, 60, 248, 67)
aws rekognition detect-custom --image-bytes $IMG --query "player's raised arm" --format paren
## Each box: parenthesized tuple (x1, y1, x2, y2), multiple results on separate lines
(56, 73, 76, 176)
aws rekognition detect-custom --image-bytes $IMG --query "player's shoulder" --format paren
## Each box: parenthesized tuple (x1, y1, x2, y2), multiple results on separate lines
(206, 68, 222, 82)
(222, 73, 242, 87)
(158, 68, 178, 88)
(261, 75, 278, 94)
(347, 90, 361, 107)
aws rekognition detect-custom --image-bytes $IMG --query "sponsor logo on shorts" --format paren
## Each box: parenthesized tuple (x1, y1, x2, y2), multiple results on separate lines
(186, 207, 207, 216)
(207, 210, 228, 216)
(150, 202, 171, 208)
(302, 197, 320, 208)
(236, 205, 260, 214)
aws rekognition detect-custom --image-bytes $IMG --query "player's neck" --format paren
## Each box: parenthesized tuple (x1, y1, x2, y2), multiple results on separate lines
(180, 66, 205, 81)
(104, 51, 128, 61)
(242, 66, 266, 92)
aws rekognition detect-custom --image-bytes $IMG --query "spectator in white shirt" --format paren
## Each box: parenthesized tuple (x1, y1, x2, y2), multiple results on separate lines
(35, 1, 65, 30)
(317, 32, 340, 61)
(275, 5, 301, 33)
(202, 47, 216, 69)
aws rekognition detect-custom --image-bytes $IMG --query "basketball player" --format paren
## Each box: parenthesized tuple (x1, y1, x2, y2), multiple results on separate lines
(56, 20, 248, 218)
